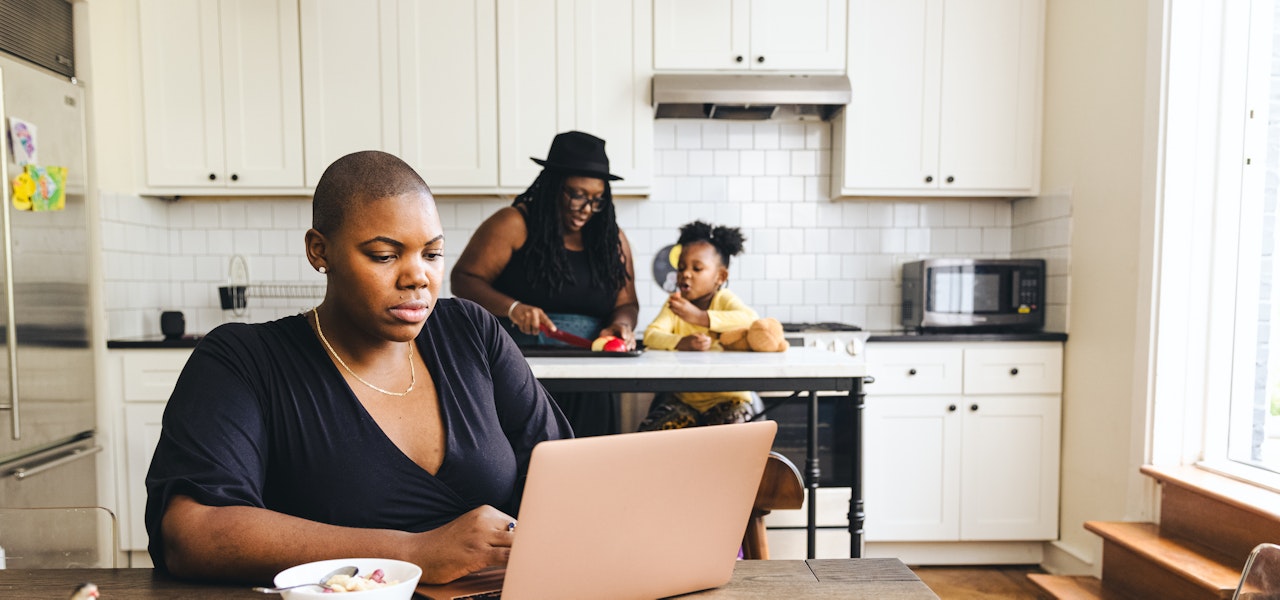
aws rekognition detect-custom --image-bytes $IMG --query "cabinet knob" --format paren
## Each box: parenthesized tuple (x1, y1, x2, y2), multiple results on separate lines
(230, 173, 239, 182)
(945, 175, 955, 183)
(208, 173, 217, 181)
(924, 175, 933, 183)
(948, 404, 957, 412)
(970, 404, 979, 412)
(1010, 367, 1019, 376)
(907, 368, 917, 376)
(756, 56, 765, 63)
(735, 55, 744, 63)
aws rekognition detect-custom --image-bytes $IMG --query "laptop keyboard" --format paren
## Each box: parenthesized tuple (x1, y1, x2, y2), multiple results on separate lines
(454, 591, 501, 600)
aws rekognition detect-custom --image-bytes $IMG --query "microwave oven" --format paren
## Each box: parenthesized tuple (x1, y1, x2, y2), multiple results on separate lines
(901, 258, 1046, 332)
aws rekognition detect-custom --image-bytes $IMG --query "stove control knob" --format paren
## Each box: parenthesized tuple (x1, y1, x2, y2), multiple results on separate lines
(846, 339, 862, 356)
(827, 340, 839, 353)
(807, 339, 819, 348)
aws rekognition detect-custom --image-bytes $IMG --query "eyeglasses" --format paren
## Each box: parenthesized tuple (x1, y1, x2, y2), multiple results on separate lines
(562, 187, 606, 212)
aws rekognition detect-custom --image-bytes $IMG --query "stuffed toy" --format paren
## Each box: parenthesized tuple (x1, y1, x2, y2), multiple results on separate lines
(721, 317, 789, 352)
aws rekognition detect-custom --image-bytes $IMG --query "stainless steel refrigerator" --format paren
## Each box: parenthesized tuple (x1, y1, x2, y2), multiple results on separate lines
(0, 51, 98, 525)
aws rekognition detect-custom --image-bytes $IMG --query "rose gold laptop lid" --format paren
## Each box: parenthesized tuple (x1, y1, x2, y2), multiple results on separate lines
(418, 420, 777, 600)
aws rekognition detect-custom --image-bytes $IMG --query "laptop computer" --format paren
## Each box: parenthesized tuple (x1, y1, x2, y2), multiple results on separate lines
(417, 420, 778, 600)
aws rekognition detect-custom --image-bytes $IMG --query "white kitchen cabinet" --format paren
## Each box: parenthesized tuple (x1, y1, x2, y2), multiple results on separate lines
(833, 0, 1044, 198)
(139, 0, 304, 192)
(862, 341, 1061, 561)
(110, 350, 192, 554)
(653, 0, 845, 72)
(300, 0, 498, 192)
(497, 0, 653, 195)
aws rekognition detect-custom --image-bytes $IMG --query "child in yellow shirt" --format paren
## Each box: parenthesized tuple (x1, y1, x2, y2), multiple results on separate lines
(638, 221, 758, 430)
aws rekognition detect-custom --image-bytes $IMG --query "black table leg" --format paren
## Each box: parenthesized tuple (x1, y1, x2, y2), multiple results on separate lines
(849, 376, 866, 558)
(806, 389, 819, 559)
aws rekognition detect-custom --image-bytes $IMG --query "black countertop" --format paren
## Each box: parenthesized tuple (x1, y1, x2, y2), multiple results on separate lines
(107, 335, 204, 349)
(866, 330, 1067, 342)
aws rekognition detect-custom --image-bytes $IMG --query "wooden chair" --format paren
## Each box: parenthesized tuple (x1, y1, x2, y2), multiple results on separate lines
(742, 451, 805, 560)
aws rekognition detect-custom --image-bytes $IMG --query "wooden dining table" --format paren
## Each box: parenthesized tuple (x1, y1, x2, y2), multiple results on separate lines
(0, 559, 939, 599)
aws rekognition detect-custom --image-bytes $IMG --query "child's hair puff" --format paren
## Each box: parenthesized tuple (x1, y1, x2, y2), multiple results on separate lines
(677, 220, 746, 267)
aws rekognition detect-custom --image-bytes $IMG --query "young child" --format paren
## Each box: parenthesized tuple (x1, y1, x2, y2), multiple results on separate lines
(638, 221, 758, 430)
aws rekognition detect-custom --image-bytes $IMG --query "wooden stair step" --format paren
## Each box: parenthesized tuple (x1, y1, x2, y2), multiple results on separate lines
(1141, 465, 1280, 560)
(1027, 574, 1133, 600)
(1085, 521, 1242, 599)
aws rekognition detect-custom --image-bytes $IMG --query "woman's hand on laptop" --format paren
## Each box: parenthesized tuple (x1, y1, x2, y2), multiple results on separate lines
(412, 505, 516, 584)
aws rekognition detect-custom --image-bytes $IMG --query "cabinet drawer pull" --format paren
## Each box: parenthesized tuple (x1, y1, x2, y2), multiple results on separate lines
(946, 175, 955, 183)
(1010, 367, 1019, 376)
(735, 55, 744, 63)
(948, 404, 957, 412)
(924, 175, 933, 183)
(230, 173, 239, 182)
(208, 173, 217, 181)
(756, 55, 765, 63)
(907, 368, 917, 376)
(969, 404, 979, 411)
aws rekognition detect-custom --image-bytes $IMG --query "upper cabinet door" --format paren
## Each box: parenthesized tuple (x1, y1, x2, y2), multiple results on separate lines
(936, 0, 1043, 192)
(498, 0, 652, 194)
(839, 0, 941, 191)
(398, 0, 498, 191)
(574, 0, 653, 193)
(219, 0, 304, 187)
(497, 0, 573, 190)
(653, 0, 747, 71)
(833, 0, 1043, 198)
(139, 0, 303, 190)
(654, 0, 843, 71)
(300, 0, 401, 187)
(747, 0, 845, 71)
(138, 0, 225, 188)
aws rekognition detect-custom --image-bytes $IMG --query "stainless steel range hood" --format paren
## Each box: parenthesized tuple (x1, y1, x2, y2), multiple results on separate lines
(652, 73, 851, 121)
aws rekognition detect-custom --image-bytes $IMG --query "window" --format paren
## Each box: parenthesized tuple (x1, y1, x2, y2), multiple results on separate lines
(1152, 0, 1279, 488)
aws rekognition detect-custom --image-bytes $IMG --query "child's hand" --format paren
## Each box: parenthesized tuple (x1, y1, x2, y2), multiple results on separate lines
(676, 333, 712, 351)
(667, 293, 710, 327)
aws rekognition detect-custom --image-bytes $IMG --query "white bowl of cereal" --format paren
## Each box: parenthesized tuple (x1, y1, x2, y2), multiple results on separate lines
(272, 558, 421, 600)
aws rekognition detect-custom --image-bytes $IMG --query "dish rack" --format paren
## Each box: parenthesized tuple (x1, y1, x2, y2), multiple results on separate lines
(219, 283, 326, 313)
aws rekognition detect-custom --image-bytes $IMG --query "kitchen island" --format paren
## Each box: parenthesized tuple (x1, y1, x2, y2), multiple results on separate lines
(525, 346, 868, 558)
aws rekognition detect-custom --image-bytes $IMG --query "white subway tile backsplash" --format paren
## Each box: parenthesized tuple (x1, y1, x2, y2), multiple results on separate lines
(727, 122, 754, 149)
(99, 121, 1072, 340)
(701, 122, 728, 149)
(944, 203, 969, 227)
(675, 122, 701, 149)
(754, 123, 780, 149)
(713, 151, 738, 176)
(688, 150, 714, 176)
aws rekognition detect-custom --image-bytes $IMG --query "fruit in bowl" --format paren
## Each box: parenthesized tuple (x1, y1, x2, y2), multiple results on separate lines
(272, 558, 421, 599)
(591, 335, 627, 352)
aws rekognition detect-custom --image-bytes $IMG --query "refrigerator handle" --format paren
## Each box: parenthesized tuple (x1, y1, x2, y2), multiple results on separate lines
(5, 444, 101, 480)
(0, 66, 18, 440)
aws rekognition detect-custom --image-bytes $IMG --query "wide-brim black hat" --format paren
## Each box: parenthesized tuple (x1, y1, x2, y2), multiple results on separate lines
(530, 130, 624, 181)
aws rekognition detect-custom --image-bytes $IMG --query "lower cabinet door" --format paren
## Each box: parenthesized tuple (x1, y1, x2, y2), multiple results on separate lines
(863, 396, 961, 541)
(959, 394, 1061, 540)
(123, 404, 166, 551)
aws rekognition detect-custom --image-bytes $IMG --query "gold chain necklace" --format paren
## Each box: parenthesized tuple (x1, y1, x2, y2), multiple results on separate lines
(313, 307, 415, 397)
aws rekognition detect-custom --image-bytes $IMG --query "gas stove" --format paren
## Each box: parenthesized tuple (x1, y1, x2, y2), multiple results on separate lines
(779, 322, 866, 356)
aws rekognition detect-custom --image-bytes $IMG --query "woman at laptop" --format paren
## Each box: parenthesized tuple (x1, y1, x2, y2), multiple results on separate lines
(451, 131, 639, 437)
(144, 151, 572, 585)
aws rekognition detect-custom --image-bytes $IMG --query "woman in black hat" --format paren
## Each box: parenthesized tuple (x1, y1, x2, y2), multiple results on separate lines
(452, 131, 639, 437)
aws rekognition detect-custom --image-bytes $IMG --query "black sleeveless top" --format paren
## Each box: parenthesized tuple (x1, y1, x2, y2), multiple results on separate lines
(491, 215, 618, 320)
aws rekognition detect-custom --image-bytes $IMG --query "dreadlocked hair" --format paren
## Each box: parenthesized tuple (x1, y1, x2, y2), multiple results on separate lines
(512, 170, 629, 295)
(677, 221, 746, 268)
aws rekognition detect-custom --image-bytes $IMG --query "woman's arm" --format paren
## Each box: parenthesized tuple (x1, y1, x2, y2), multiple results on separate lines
(600, 228, 641, 348)
(451, 208, 557, 335)
(161, 496, 515, 585)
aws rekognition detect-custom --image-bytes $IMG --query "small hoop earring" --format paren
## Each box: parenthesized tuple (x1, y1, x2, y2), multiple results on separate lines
(318, 266, 328, 274)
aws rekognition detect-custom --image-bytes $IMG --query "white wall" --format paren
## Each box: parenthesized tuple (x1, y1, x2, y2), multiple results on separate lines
(1038, 0, 1161, 575)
